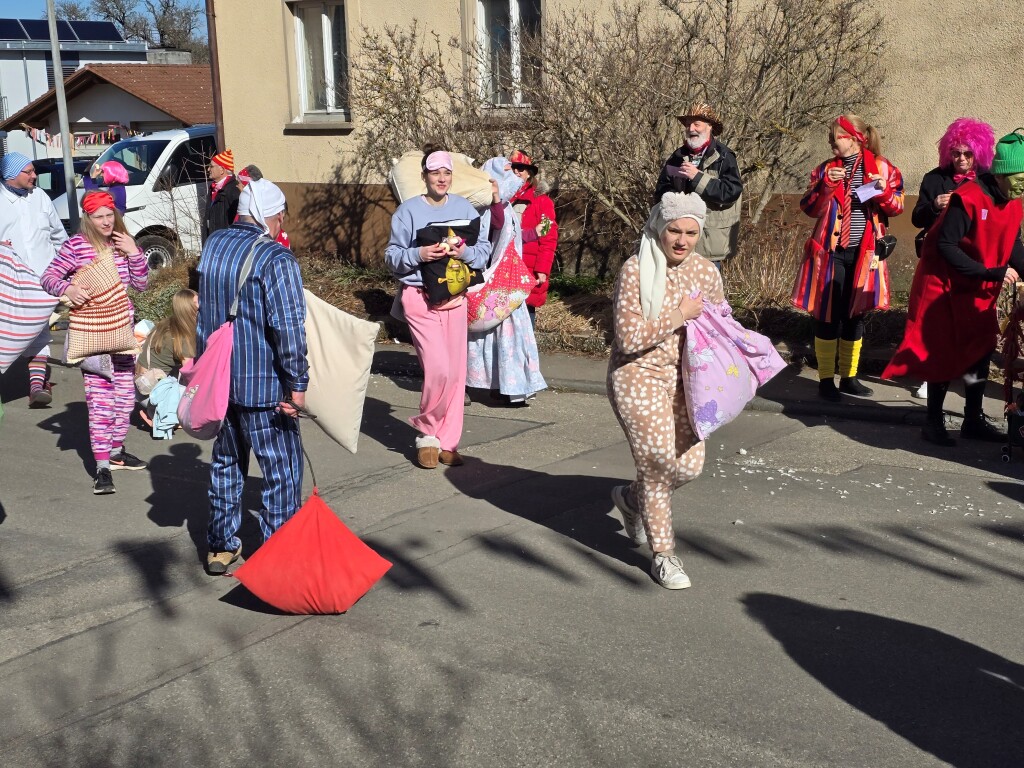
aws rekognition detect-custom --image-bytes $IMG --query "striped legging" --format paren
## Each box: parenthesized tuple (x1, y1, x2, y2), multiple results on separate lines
(82, 354, 136, 461)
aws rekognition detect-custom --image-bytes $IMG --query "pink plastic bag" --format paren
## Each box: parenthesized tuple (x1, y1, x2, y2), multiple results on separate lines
(177, 319, 233, 440)
(683, 299, 786, 441)
(178, 237, 268, 440)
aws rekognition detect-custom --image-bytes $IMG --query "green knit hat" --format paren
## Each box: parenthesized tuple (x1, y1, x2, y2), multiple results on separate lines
(990, 129, 1024, 175)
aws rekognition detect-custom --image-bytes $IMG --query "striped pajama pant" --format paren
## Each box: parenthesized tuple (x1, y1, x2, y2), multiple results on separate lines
(207, 403, 304, 552)
(82, 354, 136, 461)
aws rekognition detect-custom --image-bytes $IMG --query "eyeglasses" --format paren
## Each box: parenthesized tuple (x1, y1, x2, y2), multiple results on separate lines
(951, 150, 974, 159)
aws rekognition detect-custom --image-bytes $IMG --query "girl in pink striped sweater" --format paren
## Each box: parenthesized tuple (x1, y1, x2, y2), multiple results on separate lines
(41, 191, 148, 494)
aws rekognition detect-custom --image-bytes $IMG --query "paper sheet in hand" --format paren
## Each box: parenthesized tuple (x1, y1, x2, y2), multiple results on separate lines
(303, 289, 379, 454)
(855, 182, 882, 203)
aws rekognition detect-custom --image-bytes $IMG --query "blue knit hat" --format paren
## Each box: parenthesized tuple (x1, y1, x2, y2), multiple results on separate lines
(1, 153, 32, 180)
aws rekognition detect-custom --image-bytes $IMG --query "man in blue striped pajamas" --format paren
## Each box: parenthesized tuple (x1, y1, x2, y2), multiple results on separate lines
(196, 179, 308, 574)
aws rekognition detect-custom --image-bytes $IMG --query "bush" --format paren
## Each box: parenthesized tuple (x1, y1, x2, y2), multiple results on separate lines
(129, 255, 197, 322)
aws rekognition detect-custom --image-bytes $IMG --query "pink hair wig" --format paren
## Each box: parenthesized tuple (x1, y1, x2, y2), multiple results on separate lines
(938, 118, 996, 171)
(101, 160, 129, 186)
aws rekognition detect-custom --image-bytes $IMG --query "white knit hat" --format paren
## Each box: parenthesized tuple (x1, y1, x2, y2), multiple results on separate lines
(657, 191, 706, 235)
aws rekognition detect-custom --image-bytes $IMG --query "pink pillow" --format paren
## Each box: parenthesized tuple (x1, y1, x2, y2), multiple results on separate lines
(683, 300, 786, 440)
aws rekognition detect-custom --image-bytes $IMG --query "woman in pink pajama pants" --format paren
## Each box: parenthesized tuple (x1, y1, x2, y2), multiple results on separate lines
(608, 192, 723, 590)
(385, 145, 492, 469)
(41, 191, 148, 495)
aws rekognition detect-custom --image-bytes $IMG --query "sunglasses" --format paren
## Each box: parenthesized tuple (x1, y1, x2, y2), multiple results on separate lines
(951, 150, 974, 159)
(510, 164, 532, 172)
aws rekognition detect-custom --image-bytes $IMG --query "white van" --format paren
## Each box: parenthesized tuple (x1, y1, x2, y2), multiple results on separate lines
(53, 124, 218, 268)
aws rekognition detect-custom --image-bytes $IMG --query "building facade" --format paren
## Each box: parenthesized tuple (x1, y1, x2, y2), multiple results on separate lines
(211, 1, 1024, 259)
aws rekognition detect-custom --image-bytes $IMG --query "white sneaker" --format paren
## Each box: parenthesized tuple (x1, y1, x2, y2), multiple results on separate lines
(651, 553, 692, 590)
(611, 485, 648, 547)
(913, 382, 928, 399)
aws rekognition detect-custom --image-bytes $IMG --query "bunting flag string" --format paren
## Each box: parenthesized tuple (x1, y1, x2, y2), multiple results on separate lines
(19, 123, 144, 151)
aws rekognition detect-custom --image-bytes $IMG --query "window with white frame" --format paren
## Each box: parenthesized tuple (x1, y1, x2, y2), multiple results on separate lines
(477, 0, 541, 106)
(292, 1, 350, 120)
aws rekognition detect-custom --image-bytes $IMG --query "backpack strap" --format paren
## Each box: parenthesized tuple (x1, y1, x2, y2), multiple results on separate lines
(228, 236, 272, 320)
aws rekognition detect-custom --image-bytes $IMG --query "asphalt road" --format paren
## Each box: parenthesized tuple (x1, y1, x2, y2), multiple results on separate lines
(0, 361, 1021, 767)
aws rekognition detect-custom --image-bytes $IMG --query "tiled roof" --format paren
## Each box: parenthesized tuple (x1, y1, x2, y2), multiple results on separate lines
(0, 64, 214, 130)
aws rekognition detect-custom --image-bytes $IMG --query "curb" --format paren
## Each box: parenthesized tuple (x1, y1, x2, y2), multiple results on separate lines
(369, 356, 930, 428)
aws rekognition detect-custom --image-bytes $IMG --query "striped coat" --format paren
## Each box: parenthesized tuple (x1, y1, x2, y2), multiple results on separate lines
(791, 150, 904, 322)
(196, 223, 308, 408)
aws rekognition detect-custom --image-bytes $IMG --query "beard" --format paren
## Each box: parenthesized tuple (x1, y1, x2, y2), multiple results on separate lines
(685, 131, 711, 151)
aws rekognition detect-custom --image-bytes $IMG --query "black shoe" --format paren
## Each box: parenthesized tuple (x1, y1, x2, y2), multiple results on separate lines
(839, 377, 873, 397)
(818, 379, 842, 402)
(110, 449, 148, 471)
(960, 415, 1006, 442)
(93, 468, 116, 494)
(921, 421, 956, 447)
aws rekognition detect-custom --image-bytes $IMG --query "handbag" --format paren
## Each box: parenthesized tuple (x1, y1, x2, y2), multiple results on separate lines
(682, 298, 787, 441)
(874, 221, 897, 261)
(914, 230, 927, 258)
(134, 343, 166, 396)
(466, 239, 534, 332)
(65, 251, 138, 363)
(177, 237, 268, 440)
(61, 333, 114, 380)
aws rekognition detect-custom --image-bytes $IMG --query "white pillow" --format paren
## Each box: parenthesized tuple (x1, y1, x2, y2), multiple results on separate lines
(388, 151, 493, 210)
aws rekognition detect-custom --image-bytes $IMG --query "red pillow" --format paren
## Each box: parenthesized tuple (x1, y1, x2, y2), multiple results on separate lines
(232, 490, 391, 614)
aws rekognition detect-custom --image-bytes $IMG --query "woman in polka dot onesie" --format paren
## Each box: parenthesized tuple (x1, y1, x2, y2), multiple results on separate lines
(608, 191, 724, 589)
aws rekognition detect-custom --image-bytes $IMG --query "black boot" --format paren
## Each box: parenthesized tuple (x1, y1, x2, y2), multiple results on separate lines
(921, 420, 956, 447)
(960, 414, 1006, 442)
(818, 379, 841, 402)
(839, 377, 873, 397)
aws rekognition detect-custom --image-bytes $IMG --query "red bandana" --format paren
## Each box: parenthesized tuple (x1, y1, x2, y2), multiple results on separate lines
(835, 116, 866, 146)
(82, 191, 115, 214)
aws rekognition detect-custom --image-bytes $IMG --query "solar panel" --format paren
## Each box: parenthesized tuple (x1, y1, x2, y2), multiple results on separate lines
(69, 21, 125, 43)
(20, 19, 77, 42)
(0, 19, 28, 40)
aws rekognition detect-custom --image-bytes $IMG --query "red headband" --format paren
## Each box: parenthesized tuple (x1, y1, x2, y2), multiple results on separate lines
(835, 116, 866, 145)
(82, 191, 115, 215)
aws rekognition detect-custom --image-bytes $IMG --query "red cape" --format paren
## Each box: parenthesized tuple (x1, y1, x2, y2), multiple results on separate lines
(883, 181, 1022, 382)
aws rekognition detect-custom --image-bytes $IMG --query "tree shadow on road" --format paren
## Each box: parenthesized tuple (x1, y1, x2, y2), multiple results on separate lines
(443, 455, 649, 583)
(145, 442, 266, 565)
(743, 592, 1024, 768)
(36, 401, 94, 469)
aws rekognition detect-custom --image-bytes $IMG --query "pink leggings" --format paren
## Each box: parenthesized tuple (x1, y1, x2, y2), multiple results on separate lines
(401, 285, 467, 451)
(83, 354, 136, 461)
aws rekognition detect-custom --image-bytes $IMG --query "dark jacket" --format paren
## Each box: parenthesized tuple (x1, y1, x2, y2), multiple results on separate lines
(202, 177, 240, 244)
(653, 138, 743, 260)
(911, 166, 960, 230)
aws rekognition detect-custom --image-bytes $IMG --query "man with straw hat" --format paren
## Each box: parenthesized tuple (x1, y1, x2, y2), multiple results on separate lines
(654, 102, 743, 267)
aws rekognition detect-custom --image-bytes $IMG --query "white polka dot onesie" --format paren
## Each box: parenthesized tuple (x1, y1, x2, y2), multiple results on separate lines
(607, 253, 725, 553)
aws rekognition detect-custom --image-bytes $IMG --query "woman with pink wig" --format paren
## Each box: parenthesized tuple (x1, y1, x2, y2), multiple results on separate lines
(912, 118, 995, 234)
(908, 119, 996, 400)
(84, 160, 129, 214)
